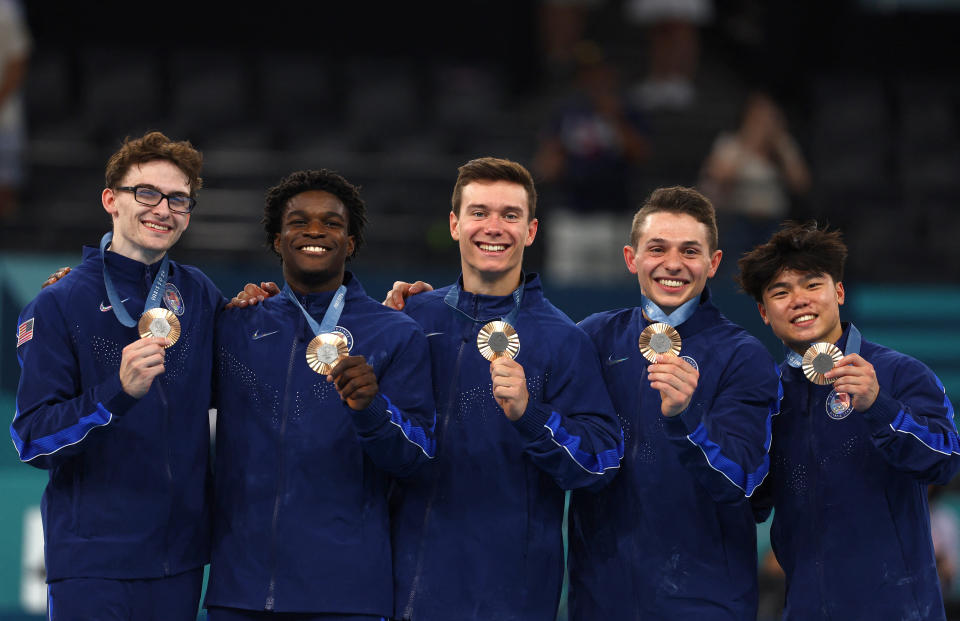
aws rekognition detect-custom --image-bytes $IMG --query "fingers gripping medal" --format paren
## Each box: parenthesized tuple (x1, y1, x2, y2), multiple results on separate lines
(306, 332, 349, 375)
(478, 321, 520, 361)
(801, 342, 853, 420)
(137, 308, 181, 348)
(637, 322, 681, 363)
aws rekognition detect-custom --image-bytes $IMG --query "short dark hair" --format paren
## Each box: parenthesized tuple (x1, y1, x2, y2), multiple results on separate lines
(451, 157, 537, 219)
(105, 131, 203, 195)
(263, 169, 367, 260)
(736, 221, 848, 302)
(629, 186, 718, 252)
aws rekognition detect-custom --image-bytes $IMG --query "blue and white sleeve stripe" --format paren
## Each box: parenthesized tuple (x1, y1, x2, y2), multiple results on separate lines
(10, 403, 113, 463)
(383, 395, 436, 458)
(543, 411, 624, 475)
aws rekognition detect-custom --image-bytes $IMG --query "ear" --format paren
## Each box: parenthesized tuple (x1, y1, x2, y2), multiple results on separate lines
(523, 218, 538, 247)
(273, 232, 281, 255)
(347, 235, 356, 257)
(449, 210, 460, 241)
(835, 281, 845, 306)
(623, 245, 639, 274)
(102, 188, 119, 218)
(707, 249, 722, 278)
(757, 302, 770, 325)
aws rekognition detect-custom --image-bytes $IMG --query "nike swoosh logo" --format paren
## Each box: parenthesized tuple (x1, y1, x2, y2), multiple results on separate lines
(100, 298, 130, 312)
(425, 332, 444, 337)
(252, 330, 278, 340)
(606, 354, 630, 366)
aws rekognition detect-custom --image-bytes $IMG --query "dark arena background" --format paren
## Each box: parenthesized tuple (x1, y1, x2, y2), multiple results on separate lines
(1, 1, 959, 618)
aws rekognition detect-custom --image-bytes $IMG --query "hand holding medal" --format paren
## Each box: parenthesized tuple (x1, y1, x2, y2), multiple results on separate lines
(327, 355, 379, 411)
(800, 343, 878, 418)
(639, 322, 698, 417)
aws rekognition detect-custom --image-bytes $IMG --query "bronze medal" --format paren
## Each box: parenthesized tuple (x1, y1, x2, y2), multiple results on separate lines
(137, 307, 181, 348)
(801, 342, 843, 385)
(477, 321, 520, 361)
(306, 332, 349, 374)
(638, 322, 681, 363)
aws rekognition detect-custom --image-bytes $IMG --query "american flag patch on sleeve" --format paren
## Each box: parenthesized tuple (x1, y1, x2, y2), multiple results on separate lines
(17, 318, 34, 347)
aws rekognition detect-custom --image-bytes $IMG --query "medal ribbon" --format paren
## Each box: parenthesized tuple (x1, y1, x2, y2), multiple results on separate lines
(99, 232, 170, 328)
(282, 283, 347, 338)
(443, 278, 524, 326)
(639, 293, 698, 329)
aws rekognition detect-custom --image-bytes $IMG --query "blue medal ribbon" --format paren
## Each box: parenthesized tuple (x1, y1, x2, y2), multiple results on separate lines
(283, 283, 347, 338)
(443, 278, 524, 326)
(639, 293, 698, 329)
(99, 232, 170, 328)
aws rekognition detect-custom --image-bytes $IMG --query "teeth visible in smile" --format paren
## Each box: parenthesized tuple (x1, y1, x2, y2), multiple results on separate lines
(301, 246, 327, 253)
(143, 222, 171, 231)
(793, 314, 815, 323)
(659, 279, 684, 287)
(479, 243, 506, 252)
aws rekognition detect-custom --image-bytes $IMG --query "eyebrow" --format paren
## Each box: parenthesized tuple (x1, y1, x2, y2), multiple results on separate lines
(645, 237, 704, 247)
(764, 272, 825, 293)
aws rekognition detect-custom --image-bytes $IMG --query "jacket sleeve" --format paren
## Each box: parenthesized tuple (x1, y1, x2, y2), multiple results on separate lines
(860, 356, 960, 485)
(661, 347, 780, 504)
(11, 293, 139, 469)
(510, 329, 624, 490)
(348, 327, 436, 478)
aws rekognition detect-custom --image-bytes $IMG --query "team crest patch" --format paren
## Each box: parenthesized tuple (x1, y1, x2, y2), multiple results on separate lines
(17, 318, 34, 347)
(163, 284, 185, 316)
(333, 326, 353, 351)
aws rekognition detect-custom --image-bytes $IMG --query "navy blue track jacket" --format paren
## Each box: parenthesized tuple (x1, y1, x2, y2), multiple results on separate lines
(757, 323, 959, 620)
(12, 246, 223, 581)
(391, 274, 623, 621)
(570, 289, 780, 620)
(206, 272, 436, 616)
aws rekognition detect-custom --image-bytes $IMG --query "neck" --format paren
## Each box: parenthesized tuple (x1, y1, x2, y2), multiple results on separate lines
(786, 322, 845, 355)
(284, 269, 345, 295)
(462, 266, 523, 296)
(107, 240, 166, 266)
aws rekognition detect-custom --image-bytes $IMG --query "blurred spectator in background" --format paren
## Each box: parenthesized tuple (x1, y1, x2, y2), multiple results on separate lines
(930, 485, 960, 596)
(539, 0, 604, 83)
(700, 91, 810, 277)
(534, 40, 651, 284)
(626, 0, 712, 110)
(0, 0, 30, 220)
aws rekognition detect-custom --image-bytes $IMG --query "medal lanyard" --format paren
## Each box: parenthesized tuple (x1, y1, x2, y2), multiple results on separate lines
(639, 294, 698, 328)
(282, 283, 347, 337)
(99, 232, 170, 328)
(784, 324, 862, 368)
(443, 280, 524, 326)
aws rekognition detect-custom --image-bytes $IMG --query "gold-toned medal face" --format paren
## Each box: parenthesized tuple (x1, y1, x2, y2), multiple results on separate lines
(801, 342, 843, 385)
(137, 308, 181, 348)
(477, 321, 520, 361)
(306, 332, 349, 374)
(638, 322, 681, 363)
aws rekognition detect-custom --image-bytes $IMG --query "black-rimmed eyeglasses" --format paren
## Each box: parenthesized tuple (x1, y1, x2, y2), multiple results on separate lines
(116, 185, 197, 214)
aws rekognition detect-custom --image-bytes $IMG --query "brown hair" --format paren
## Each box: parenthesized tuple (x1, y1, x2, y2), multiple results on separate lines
(736, 221, 848, 302)
(629, 186, 718, 252)
(104, 131, 203, 195)
(450, 157, 537, 219)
